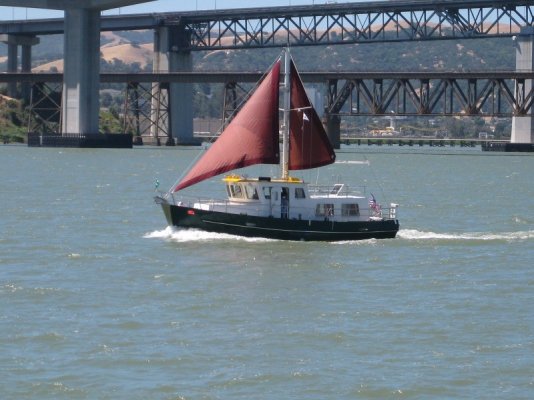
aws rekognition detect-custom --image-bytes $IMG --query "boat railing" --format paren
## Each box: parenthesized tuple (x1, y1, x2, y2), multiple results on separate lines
(365, 204, 399, 221)
(175, 196, 268, 215)
(308, 184, 366, 197)
(174, 196, 225, 208)
(172, 195, 399, 221)
(284, 203, 399, 222)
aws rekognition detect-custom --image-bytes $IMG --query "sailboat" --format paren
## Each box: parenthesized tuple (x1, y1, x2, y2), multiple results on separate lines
(155, 49, 399, 241)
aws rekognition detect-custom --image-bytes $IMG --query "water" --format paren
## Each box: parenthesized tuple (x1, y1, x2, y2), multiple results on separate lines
(1, 144, 533, 399)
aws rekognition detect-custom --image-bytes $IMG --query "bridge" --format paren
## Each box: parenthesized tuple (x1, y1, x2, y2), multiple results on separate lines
(1, 0, 534, 147)
(2, 1, 534, 46)
(4, 70, 534, 116)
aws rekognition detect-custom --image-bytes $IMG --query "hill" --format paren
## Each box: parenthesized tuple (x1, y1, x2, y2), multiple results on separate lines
(0, 28, 515, 73)
(191, 37, 514, 72)
(33, 42, 153, 72)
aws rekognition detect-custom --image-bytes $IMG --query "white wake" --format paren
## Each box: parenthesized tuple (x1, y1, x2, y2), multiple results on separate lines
(144, 227, 534, 244)
(398, 229, 534, 242)
(143, 226, 276, 243)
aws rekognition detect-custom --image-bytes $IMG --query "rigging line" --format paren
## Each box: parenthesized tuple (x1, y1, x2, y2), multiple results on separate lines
(364, 154, 389, 205)
(314, 161, 321, 186)
(166, 53, 284, 195)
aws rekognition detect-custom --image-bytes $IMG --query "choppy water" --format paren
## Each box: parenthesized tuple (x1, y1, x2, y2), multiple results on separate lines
(1, 144, 533, 399)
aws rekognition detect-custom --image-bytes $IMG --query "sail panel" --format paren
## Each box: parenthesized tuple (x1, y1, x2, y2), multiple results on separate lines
(288, 61, 336, 170)
(173, 60, 281, 192)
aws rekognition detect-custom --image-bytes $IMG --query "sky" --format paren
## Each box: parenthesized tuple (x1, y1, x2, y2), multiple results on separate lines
(0, 1, 357, 21)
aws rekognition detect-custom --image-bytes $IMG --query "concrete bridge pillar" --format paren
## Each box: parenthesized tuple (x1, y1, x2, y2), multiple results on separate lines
(61, 8, 101, 135)
(0, 34, 40, 101)
(511, 27, 534, 144)
(6, 42, 17, 97)
(153, 25, 196, 145)
(21, 43, 34, 102)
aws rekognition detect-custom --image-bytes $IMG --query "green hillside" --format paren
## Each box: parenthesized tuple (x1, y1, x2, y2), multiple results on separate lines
(0, 96, 26, 143)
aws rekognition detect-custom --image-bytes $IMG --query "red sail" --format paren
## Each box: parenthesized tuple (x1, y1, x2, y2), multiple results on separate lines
(173, 60, 281, 192)
(288, 61, 336, 170)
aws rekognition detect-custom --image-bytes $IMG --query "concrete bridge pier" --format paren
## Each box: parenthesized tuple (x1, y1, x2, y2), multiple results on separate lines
(153, 25, 196, 145)
(0, 34, 40, 101)
(61, 8, 101, 135)
(511, 27, 534, 144)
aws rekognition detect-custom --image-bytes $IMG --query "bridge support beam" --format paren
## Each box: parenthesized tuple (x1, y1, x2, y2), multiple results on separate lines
(511, 27, 534, 144)
(324, 79, 341, 149)
(61, 8, 101, 135)
(153, 25, 196, 145)
(7, 42, 17, 98)
(324, 114, 341, 149)
(0, 34, 40, 101)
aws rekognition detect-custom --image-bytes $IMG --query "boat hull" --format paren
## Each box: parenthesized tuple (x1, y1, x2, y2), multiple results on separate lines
(160, 202, 399, 241)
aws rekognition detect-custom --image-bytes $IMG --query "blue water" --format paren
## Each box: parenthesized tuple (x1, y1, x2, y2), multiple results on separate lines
(1, 145, 533, 399)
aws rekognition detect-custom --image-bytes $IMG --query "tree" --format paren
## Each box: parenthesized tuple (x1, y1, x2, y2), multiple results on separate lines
(445, 118, 467, 138)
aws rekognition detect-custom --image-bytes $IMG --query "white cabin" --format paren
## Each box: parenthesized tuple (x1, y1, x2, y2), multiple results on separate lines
(187, 175, 388, 222)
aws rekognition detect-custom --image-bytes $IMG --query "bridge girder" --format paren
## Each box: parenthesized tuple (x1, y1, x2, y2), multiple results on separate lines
(178, 0, 534, 50)
(1, 0, 534, 48)
(10, 71, 534, 117)
(326, 76, 531, 117)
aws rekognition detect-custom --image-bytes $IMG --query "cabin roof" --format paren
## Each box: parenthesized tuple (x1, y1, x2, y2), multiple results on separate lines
(223, 175, 303, 184)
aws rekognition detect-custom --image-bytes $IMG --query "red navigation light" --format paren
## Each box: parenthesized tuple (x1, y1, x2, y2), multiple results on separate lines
(187, 209, 195, 215)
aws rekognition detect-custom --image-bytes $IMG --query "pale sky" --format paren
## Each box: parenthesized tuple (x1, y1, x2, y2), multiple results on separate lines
(0, 1, 356, 21)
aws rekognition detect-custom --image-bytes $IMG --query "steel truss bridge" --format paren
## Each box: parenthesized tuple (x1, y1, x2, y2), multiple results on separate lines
(2, 71, 533, 136)
(1, 0, 534, 49)
(180, 0, 534, 50)
(322, 71, 534, 116)
(3, 71, 534, 116)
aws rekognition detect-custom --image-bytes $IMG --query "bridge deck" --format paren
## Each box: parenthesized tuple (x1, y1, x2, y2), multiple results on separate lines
(1, 71, 533, 83)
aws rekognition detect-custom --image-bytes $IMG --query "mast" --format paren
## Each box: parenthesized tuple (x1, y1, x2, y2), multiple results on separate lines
(281, 48, 291, 180)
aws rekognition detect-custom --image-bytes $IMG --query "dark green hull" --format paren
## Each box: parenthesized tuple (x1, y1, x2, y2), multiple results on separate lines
(160, 202, 399, 242)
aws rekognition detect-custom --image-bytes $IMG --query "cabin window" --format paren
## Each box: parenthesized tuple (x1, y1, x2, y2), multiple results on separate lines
(245, 184, 259, 200)
(316, 203, 334, 216)
(342, 203, 360, 216)
(229, 184, 243, 198)
(262, 187, 272, 199)
(295, 187, 306, 199)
